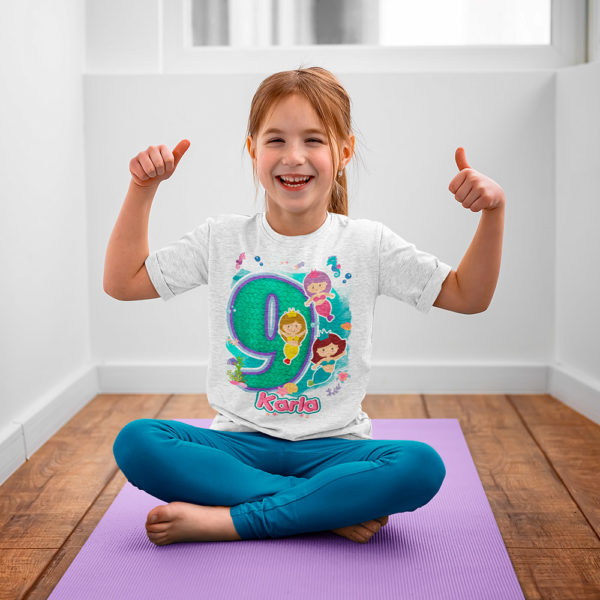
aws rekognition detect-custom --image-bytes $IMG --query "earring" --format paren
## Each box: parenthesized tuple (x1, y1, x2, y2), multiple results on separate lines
(338, 170, 343, 177)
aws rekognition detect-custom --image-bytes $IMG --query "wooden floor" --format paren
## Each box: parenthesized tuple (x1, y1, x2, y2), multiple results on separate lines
(1, 393, 599, 600)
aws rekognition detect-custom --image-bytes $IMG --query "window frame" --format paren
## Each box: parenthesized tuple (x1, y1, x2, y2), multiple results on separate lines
(160, 0, 589, 74)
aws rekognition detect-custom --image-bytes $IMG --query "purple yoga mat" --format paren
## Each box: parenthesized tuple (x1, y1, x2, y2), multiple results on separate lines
(48, 419, 525, 600)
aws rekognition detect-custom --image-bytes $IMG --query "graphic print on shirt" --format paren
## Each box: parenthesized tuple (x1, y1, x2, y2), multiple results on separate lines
(225, 254, 353, 419)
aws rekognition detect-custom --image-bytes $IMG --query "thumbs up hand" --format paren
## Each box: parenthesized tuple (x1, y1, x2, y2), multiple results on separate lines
(129, 139, 191, 188)
(448, 147, 505, 212)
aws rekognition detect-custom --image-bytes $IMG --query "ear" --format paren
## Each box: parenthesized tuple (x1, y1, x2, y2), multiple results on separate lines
(246, 136, 256, 160)
(340, 134, 355, 169)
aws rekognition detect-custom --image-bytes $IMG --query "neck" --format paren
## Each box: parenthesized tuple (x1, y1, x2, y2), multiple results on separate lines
(265, 205, 329, 236)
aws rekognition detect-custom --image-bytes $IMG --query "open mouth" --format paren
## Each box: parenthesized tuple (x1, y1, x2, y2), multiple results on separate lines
(277, 176, 314, 191)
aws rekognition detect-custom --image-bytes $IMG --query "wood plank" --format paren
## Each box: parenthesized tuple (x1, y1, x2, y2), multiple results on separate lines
(508, 548, 600, 600)
(22, 393, 425, 599)
(23, 471, 129, 600)
(0, 549, 56, 600)
(0, 394, 169, 600)
(0, 394, 168, 549)
(0, 394, 169, 546)
(362, 393, 426, 418)
(11, 392, 600, 600)
(24, 394, 212, 600)
(510, 394, 600, 538)
(424, 394, 600, 550)
(154, 393, 217, 419)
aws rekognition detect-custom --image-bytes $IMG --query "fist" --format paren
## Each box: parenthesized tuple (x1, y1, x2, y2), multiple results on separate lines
(448, 147, 505, 212)
(129, 139, 191, 188)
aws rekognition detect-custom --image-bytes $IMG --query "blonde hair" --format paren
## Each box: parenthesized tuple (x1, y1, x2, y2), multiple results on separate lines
(242, 65, 364, 216)
(278, 309, 307, 343)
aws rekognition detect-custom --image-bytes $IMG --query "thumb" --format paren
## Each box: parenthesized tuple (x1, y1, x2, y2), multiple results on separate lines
(455, 146, 471, 171)
(173, 139, 191, 168)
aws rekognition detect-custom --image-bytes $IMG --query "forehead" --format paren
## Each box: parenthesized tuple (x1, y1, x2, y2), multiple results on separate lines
(260, 95, 325, 135)
(262, 127, 325, 136)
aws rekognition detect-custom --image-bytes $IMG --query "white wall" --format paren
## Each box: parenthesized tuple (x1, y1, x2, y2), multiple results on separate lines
(1, 0, 598, 486)
(0, 0, 95, 474)
(554, 62, 600, 394)
(88, 72, 555, 376)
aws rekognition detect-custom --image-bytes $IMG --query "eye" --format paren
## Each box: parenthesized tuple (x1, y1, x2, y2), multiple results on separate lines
(267, 138, 323, 144)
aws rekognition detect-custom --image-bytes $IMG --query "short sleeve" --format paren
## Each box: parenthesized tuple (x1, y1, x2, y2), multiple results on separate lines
(378, 223, 453, 314)
(144, 220, 210, 301)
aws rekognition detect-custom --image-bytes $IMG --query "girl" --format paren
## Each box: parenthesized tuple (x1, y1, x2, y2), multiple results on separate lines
(307, 331, 347, 387)
(278, 308, 307, 365)
(106, 66, 505, 546)
(303, 269, 335, 322)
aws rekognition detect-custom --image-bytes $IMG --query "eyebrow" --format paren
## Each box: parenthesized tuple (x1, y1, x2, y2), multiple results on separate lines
(262, 128, 325, 136)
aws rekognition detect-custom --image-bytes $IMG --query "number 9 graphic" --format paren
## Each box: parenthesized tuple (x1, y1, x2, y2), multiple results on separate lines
(228, 274, 316, 391)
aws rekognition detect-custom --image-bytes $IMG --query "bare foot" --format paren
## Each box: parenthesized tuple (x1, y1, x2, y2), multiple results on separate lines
(145, 502, 242, 545)
(331, 515, 389, 544)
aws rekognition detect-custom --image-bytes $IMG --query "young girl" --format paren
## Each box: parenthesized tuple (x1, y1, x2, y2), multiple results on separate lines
(105, 66, 505, 546)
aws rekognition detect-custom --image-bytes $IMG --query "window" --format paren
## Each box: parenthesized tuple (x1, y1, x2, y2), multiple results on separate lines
(160, 0, 589, 73)
(191, 0, 551, 48)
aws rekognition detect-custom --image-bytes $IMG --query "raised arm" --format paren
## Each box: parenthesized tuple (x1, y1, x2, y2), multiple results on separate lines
(103, 141, 190, 301)
(103, 179, 159, 300)
(434, 147, 505, 313)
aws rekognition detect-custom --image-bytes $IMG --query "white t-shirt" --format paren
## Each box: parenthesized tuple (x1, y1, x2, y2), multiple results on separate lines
(145, 211, 452, 441)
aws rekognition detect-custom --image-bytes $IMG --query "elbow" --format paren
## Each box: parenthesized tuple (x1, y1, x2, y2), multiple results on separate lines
(103, 280, 124, 301)
(470, 301, 490, 314)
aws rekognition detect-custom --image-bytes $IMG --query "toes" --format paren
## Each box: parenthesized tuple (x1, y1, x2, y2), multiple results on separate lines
(150, 538, 168, 546)
(357, 523, 379, 539)
(347, 527, 367, 543)
(361, 520, 382, 534)
(146, 522, 169, 534)
(146, 530, 168, 545)
(146, 512, 160, 525)
(355, 531, 371, 543)
(332, 522, 381, 544)
(146, 505, 169, 525)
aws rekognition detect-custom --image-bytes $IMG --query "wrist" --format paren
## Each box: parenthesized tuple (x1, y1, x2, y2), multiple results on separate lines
(484, 198, 505, 213)
(129, 178, 160, 197)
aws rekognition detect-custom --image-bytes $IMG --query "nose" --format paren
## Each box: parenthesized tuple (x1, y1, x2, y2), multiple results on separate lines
(281, 141, 306, 166)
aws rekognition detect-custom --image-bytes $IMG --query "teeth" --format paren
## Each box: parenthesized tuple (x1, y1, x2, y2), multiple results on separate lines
(281, 176, 310, 183)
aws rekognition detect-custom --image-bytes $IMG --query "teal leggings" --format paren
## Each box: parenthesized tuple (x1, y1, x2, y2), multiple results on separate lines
(112, 418, 446, 540)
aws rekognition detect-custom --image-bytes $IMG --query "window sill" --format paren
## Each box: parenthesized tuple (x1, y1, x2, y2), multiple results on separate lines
(156, 45, 579, 75)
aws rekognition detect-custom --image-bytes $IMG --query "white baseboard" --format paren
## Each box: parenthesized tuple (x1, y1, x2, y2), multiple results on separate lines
(0, 421, 27, 486)
(97, 361, 550, 394)
(1, 361, 598, 487)
(368, 362, 549, 393)
(0, 365, 100, 487)
(97, 362, 207, 393)
(548, 361, 600, 426)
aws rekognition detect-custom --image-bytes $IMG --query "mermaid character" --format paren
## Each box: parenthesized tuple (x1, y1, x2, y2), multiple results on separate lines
(307, 331, 347, 387)
(278, 308, 307, 365)
(303, 269, 335, 322)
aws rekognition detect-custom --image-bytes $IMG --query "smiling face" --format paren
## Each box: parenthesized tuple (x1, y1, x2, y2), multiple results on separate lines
(317, 343, 338, 358)
(307, 281, 327, 294)
(247, 93, 354, 228)
(282, 322, 301, 335)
